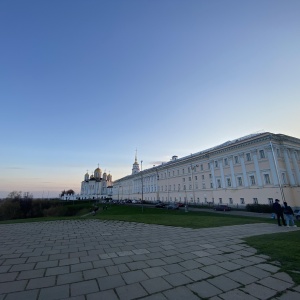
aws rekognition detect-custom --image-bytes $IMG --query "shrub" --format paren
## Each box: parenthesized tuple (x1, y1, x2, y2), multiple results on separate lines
(0, 200, 22, 220)
(246, 204, 273, 213)
(0, 199, 93, 220)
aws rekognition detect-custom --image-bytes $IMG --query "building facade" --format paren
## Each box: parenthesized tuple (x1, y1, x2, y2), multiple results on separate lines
(80, 166, 113, 200)
(113, 132, 300, 208)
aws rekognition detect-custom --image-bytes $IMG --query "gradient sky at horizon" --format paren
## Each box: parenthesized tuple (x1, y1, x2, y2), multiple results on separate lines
(1, 0, 300, 198)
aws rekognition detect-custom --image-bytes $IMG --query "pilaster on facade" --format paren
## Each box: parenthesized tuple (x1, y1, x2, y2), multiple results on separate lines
(218, 158, 225, 188)
(292, 150, 300, 185)
(282, 146, 296, 185)
(239, 153, 249, 188)
(228, 156, 237, 188)
(265, 145, 279, 186)
(251, 149, 263, 187)
(210, 160, 216, 189)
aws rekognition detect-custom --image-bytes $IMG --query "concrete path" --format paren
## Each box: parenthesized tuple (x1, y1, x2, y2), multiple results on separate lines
(0, 220, 299, 300)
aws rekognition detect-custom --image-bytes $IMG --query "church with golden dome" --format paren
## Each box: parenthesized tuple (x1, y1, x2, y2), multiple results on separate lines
(79, 166, 113, 200)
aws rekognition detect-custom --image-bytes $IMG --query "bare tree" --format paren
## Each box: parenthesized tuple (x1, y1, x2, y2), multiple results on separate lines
(23, 192, 33, 199)
(6, 191, 22, 201)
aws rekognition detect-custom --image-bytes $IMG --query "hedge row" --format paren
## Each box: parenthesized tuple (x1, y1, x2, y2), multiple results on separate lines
(0, 199, 91, 221)
(245, 204, 273, 213)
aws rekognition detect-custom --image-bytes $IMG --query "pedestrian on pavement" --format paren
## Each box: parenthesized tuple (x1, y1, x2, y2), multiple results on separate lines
(283, 201, 297, 227)
(273, 199, 286, 226)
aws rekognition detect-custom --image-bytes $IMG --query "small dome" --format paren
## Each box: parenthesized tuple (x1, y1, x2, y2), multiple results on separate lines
(95, 167, 101, 172)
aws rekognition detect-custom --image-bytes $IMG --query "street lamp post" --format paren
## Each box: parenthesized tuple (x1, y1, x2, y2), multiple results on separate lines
(183, 180, 188, 212)
(191, 163, 198, 205)
(156, 168, 159, 202)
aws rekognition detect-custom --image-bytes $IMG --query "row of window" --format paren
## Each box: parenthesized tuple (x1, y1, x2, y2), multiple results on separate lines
(139, 171, 291, 193)
(159, 150, 269, 180)
(154, 196, 272, 205)
(160, 173, 273, 191)
(131, 170, 292, 194)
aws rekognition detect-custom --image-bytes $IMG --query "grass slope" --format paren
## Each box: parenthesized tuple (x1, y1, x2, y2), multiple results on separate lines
(245, 231, 300, 284)
(92, 205, 274, 228)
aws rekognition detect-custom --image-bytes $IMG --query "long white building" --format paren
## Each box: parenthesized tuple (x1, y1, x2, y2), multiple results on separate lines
(113, 132, 300, 208)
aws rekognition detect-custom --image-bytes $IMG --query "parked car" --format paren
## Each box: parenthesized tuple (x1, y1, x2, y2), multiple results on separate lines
(155, 202, 166, 208)
(167, 203, 179, 210)
(176, 202, 185, 207)
(294, 209, 300, 220)
(214, 205, 231, 211)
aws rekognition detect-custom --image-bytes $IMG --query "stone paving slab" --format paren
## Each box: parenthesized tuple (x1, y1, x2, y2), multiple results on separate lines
(0, 220, 299, 299)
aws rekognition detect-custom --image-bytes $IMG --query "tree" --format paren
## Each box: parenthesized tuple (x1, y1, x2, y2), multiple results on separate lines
(1, 191, 23, 220)
(6, 191, 22, 201)
(23, 192, 33, 199)
(66, 189, 75, 195)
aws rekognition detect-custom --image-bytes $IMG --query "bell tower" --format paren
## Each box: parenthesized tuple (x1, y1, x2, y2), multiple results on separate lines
(132, 149, 140, 175)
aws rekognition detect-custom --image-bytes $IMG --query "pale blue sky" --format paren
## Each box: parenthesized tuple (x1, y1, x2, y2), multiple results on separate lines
(1, 0, 300, 198)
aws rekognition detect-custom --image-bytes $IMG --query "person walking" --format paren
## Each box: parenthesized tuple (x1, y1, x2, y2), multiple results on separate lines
(273, 199, 286, 226)
(283, 201, 297, 227)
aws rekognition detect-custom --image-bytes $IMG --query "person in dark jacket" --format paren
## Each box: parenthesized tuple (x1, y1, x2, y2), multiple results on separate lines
(283, 201, 297, 227)
(273, 199, 286, 226)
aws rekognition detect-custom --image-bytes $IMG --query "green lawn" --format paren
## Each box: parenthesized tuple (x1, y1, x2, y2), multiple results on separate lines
(91, 204, 275, 228)
(0, 204, 275, 227)
(245, 231, 300, 284)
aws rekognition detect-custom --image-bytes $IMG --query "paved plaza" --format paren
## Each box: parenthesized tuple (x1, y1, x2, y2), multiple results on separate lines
(0, 220, 299, 300)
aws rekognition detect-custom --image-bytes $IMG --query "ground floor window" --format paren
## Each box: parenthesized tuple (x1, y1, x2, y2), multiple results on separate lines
(240, 198, 245, 204)
(253, 198, 258, 204)
(229, 198, 233, 204)
(268, 198, 273, 204)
